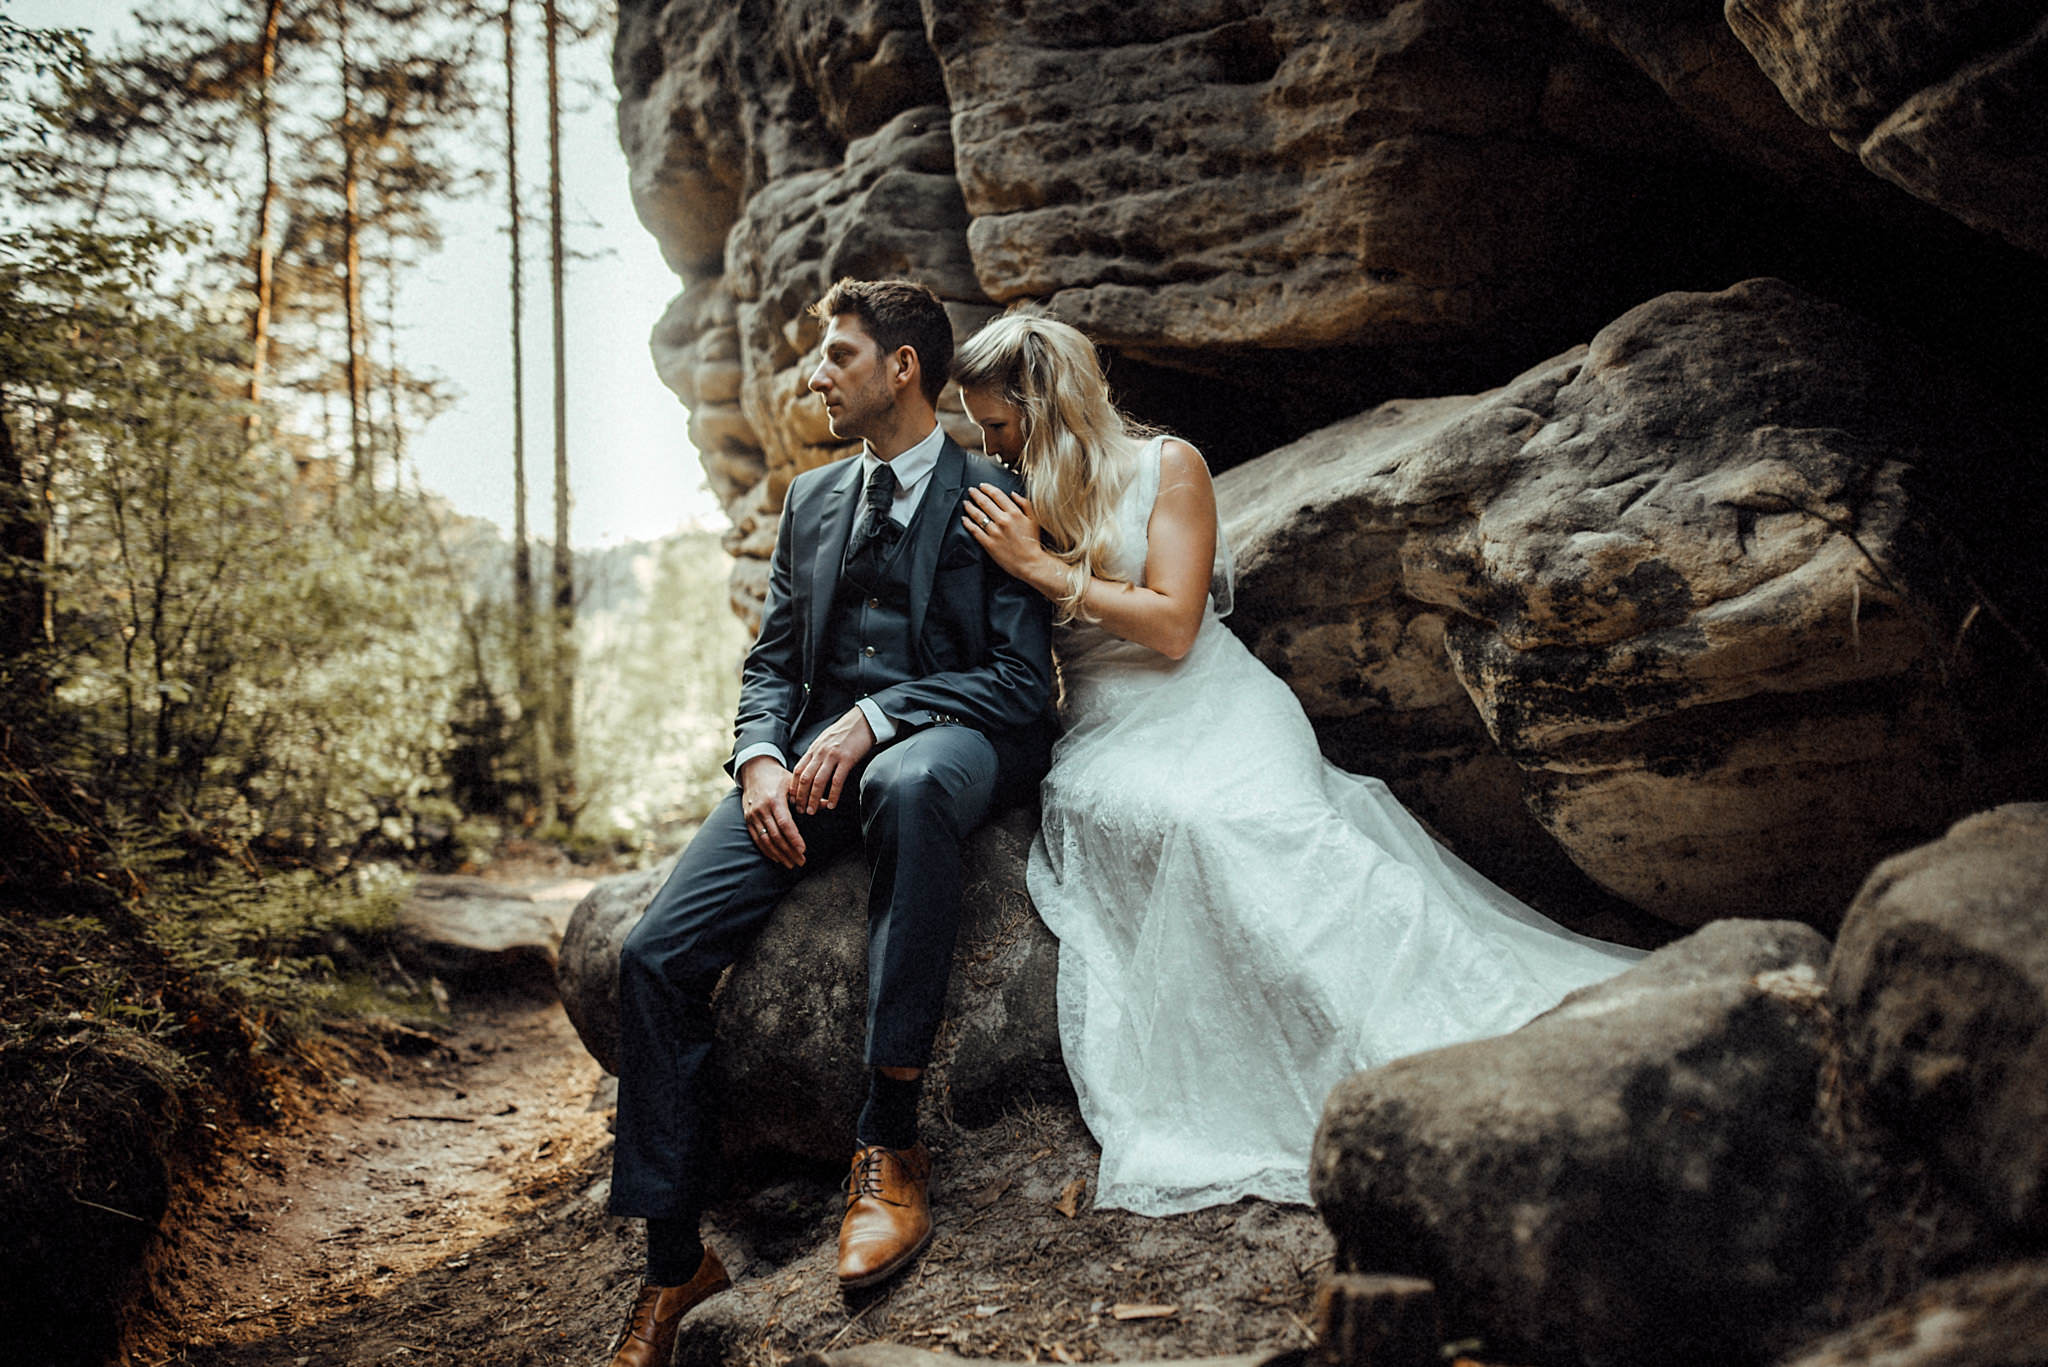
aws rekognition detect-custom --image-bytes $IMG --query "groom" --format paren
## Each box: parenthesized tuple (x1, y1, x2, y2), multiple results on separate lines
(602, 278, 1056, 1366)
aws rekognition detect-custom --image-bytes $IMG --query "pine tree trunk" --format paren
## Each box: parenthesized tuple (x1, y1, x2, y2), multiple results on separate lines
(504, 0, 547, 823)
(337, 0, 369, 488)
(544, 0, 576, 824)
(381, 249, 405, 464)
(245, 0, 283, 446)
(0, 387, 44, 681)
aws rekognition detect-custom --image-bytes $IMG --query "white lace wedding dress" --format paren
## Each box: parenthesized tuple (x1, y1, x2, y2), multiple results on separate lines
(1028, 437, 1645, 1216)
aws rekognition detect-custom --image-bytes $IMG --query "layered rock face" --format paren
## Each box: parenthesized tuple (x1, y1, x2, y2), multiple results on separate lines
(603, 6, 2048, 1362)
(621, 0, 2048, 629)
(617, 0, 984, 626)
(929, 0, 1634, 354)
(617, 0, 2045, 929)
(1726, 0, 2048, 257)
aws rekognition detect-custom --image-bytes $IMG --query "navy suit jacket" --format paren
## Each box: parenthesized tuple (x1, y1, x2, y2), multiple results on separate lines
(727, 436, 1056, 774)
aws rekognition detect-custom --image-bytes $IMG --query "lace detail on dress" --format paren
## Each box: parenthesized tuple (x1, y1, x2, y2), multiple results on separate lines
(1027, 439, 1642, 1216)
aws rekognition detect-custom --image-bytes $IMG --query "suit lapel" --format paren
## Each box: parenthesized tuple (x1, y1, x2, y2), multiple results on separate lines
(806, 455, 865, 678)
(906, 439, 966, 648)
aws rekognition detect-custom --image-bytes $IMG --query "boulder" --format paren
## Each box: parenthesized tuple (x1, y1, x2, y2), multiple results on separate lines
(395, 875, 561, 989)
(557, 860, 672, 1077)
(1726, 0, 2048, 258)
(1778, 1257, 2048, 1367)
(1311, 919, 1847, 1366)
(1829, 803, 2048, 1236)
(1221, 278, 2038, 930)
(556, 806, 1066, 1166)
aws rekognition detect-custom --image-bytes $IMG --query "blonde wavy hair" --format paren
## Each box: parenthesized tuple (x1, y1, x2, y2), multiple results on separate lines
(953, 314, 1159, 623)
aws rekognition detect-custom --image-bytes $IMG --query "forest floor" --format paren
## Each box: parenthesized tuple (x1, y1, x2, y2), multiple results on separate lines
(129, 870, 1335, 1367)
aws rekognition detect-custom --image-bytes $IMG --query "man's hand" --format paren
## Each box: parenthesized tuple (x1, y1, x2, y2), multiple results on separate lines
(740, 755, 805, 868)
(790, 706, 877, 815)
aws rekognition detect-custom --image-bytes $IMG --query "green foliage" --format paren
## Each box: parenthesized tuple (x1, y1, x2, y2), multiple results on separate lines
(14, 278, 476, 859)
(6, 7, 745, 874)
(138, 854, 424, 1042)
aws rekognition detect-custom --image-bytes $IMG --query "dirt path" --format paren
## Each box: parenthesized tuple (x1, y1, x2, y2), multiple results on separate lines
(133, 874, 1334, 1367)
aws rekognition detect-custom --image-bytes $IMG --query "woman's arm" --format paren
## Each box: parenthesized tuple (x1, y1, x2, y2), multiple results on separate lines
(964, 439, 1217, 660)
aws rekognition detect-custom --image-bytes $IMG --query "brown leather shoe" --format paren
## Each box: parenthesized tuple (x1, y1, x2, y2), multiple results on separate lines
(836, 1142, 933, 1289)
(604, 1247, 730, 1367)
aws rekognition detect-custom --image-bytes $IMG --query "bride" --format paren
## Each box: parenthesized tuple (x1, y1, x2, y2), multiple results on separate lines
(951, 314, 1644, 1216)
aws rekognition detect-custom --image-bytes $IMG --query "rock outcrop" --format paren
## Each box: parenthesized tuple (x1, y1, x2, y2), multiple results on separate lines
(1312, 919, 1846, 1366)
(1309, 809, 2048, 1367)
(1829, 803, 2048, 1236)
(557, 807, 1064, 1166)
(1223, 278, 2035, 929)
(603, 4, 2048, 1363)
(617, 0, 2048, 633)
(1726, 0, 2048, 258)
(928, 0, 1641, 356)
(615, 0, 2047, 925)
(395, 875, 562, 989)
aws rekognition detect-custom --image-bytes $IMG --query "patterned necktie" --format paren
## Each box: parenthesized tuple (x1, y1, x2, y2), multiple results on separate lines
(861, 461, 901, 548)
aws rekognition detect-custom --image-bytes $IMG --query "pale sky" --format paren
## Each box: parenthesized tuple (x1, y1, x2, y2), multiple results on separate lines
(12, 0, 722, 548)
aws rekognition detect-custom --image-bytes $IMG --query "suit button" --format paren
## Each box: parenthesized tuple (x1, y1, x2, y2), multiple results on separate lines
(868, 597, 880, 609)
(863, 645, 876, 657)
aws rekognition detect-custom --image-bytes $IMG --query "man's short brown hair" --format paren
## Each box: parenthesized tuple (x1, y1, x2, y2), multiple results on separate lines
(811, 278, 954, 406)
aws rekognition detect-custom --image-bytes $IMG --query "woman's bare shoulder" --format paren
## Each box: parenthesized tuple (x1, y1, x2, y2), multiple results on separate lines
(1155, 437, 1212, 496)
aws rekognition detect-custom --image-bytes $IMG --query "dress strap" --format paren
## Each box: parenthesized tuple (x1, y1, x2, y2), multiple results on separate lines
(1136, 434, 1166, 511)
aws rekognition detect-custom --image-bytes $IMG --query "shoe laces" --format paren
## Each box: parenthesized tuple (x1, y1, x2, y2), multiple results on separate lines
(622, 1283, 665, 1344)
(845, 1147, 906, 1205)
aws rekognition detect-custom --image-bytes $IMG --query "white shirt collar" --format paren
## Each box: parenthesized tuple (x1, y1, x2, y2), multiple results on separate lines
(862, 422, 945, 508)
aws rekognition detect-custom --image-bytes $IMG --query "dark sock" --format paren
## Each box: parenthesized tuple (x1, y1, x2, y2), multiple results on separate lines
(645, 1216, 704, 1286)
(856, 1071, 922, 1150)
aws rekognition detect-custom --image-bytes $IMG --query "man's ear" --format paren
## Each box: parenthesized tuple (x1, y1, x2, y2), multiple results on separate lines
(891, 345, 921, 396)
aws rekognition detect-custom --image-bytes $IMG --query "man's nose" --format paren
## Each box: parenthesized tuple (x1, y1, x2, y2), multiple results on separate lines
(807, 363, 828, 393)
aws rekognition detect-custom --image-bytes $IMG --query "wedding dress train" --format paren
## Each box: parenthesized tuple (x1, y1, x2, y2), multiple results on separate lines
(1027, 438, 1644, 1216)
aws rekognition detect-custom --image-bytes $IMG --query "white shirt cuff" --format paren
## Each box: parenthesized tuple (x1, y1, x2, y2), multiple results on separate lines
(732, 742, 788, 773)
(855, 697, 896, 746)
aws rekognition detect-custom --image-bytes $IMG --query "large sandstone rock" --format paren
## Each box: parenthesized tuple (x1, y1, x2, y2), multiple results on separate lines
(615, 0, 2048, 626)
(1726, 0, 2048, 258)
(556, 806, 1066, 1166)
(1221, 277, 2036, 930)
(1312, 919, 1845, 1366)
(929, 0, 1630, 353)
(1537, 0, 1868, 189)
(1829, 803, 2048, 1236)
(556, 859, 670, 1076)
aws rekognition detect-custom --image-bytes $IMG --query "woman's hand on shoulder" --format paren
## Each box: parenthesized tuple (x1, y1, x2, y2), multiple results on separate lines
(964, 482, 1059, 596)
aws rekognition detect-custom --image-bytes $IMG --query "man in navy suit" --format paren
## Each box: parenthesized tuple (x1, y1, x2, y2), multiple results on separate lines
(602, 279, 1056, 1366)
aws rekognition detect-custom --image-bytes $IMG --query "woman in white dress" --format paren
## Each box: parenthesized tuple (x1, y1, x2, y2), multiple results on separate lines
(951, 315, 1644, 1217)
